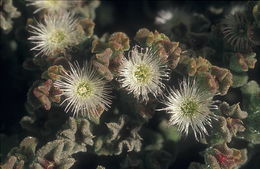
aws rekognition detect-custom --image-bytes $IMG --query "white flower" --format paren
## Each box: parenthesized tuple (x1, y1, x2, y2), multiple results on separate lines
(118, 46, 169, 102)
(155, 10, 173, 25)
(160, 78, 217, 141)
(54, 61, 112, 118)
(28, 12, 80, 57)
(26, 0, 74, 14)
(154, 8, 191, 35)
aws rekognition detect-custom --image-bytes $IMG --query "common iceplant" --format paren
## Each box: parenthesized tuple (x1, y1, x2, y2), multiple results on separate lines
(1, 1, 260, 169)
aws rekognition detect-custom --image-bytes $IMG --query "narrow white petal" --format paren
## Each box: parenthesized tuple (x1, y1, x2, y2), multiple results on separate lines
(161, 78, 217, 141)
(54, 62, 112, 118)
(118, 46, 169, 102)
(28, 12, 79, 57)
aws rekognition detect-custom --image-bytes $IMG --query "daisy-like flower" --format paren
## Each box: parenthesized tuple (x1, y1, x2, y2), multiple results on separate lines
(221, 13, 253, 52)
(118, 46, 169, 102)
(160, 78, 218, 141)
(54, 61, 112, 118)
(26, 0, 74, 14)
(28, 12, 80, 57)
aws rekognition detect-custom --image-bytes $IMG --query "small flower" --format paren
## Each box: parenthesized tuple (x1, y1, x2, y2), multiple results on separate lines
(26, 0, 74, 14)
(222, 13, 253, 52)
(160, 78, 217, 141)
(54, 61, 112, 118)
(155, 10, 173, 25)
(118, 46, 169, 102)
(154, 9, 193, 40)
(28, 12, 80, 57)
(154, 8, 190, 30)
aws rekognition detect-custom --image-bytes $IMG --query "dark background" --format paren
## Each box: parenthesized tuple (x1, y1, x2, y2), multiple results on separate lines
(0, 0, 259, 169)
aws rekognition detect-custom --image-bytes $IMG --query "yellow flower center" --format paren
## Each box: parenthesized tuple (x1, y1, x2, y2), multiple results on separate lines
(76, 82, 93, 98)
(49, 30, 66, 44)
(180, 99, 199, 116)
(134, 64, 151, 83)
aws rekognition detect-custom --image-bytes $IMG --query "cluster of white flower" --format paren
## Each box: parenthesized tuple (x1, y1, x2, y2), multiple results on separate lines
(27, 1, 218, 141)
(117, 47, 218, 140)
